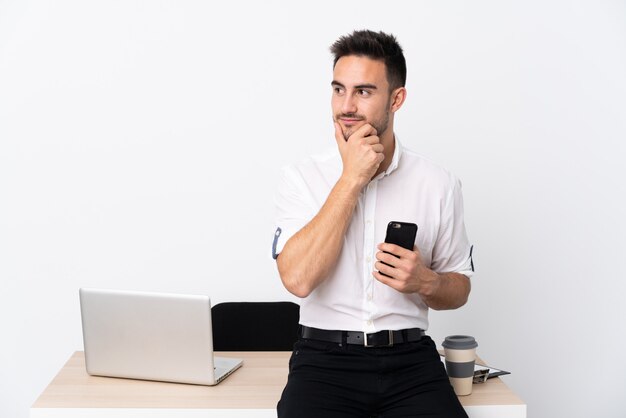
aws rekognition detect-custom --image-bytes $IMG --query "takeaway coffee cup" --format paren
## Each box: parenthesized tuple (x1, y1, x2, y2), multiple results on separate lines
(442, 335, 478, 396)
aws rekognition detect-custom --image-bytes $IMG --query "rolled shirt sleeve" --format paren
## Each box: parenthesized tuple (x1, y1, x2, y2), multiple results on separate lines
(272, 165, 313, 260)
(430, 177, 475, 278)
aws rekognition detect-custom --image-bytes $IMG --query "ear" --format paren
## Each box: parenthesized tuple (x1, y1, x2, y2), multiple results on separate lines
(389, 87, 407, 113)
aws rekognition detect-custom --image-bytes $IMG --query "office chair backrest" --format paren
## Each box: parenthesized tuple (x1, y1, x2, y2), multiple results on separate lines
(211, 301, 300, 351)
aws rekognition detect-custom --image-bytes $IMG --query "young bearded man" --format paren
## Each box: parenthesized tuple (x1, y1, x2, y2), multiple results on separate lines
(272, 30, 474, 417)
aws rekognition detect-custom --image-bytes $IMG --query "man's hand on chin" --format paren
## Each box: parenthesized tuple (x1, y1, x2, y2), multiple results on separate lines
(334, 122, 384, 188)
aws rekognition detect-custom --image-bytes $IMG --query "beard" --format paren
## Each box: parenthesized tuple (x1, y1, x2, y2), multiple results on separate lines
(338, 111, 390, 141)
(336, 97, 393, 141)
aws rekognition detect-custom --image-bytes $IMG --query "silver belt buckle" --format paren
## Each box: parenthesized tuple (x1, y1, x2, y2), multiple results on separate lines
(364, 330, 394, 347)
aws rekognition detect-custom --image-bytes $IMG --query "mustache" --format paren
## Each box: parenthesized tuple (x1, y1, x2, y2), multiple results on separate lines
(337, 113, 366, 120)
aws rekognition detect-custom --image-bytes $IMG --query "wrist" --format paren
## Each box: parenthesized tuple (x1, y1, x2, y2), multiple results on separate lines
(419, 269, 440, 298)
(337, 173, 366, 194)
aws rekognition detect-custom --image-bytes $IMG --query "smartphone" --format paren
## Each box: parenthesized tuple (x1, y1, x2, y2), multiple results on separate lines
(384, 221, 418, 250)
(380, 221, 418, 277)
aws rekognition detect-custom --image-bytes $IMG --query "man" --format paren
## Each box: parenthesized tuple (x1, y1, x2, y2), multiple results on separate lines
(272, 30, 474, 417)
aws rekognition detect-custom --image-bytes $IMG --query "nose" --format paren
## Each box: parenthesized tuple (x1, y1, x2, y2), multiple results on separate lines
(341, 93, 357, 115)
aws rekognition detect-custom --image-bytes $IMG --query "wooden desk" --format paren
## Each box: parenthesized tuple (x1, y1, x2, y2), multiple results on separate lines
(31, 351, 526, 418)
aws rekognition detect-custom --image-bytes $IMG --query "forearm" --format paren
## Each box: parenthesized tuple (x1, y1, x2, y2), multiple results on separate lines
(420, 271, 471, 310)
(277, 176, 361, 298)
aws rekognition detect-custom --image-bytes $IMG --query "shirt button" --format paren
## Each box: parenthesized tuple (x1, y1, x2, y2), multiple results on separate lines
(366, 256, 372, 263)
(366, 320, 372, 326)
(367, 293, 373, 301)
(366, 219, 372, 225)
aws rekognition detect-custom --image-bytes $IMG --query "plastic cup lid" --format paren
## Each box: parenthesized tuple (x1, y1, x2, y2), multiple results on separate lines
(442, 335, 478, 349)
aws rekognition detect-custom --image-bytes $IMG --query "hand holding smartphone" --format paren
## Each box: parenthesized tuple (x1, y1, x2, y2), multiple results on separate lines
(379, 221, 418, 277)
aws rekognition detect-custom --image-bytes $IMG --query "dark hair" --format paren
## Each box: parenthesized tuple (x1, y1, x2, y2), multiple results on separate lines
(330, 30, 406, 91)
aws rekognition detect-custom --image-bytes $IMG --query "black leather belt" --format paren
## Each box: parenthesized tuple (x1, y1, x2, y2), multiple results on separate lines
(300, 325, 424, 348)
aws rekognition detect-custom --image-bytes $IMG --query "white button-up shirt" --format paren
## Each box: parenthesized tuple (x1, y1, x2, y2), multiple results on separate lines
(273, 137, 474, 333)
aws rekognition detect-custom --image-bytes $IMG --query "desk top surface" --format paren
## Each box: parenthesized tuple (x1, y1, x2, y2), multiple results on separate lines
(33, 351, 524, 410)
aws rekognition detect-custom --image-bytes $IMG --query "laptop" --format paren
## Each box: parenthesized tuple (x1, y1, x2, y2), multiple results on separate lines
(79, 288, 243, 385)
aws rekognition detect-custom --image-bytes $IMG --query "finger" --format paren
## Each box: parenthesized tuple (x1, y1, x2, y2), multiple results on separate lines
(370, 143, 384, 153)
(376, 253, 413, 279)
(377, 242, 413, 258)
(375, 250, 396, 265)
(373, 270, 402, 290)
(375, 260, 396, 277)
(363, 135, 381, 145)
(353, 123, 377, 138)
(334, 122, 346, 145)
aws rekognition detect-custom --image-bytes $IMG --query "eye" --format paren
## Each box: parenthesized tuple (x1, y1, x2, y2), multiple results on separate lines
(358, 89, 371, 97)
(333, 86, 344, 95)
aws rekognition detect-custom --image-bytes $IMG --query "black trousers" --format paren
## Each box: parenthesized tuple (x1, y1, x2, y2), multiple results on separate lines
(277, 335, 468, 418)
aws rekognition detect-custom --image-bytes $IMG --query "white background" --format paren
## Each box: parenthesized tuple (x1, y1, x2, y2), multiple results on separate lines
(1, 1, 625, 417)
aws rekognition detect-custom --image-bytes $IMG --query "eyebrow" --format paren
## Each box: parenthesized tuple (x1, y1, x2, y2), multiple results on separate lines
(331, 81, 378, 90)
